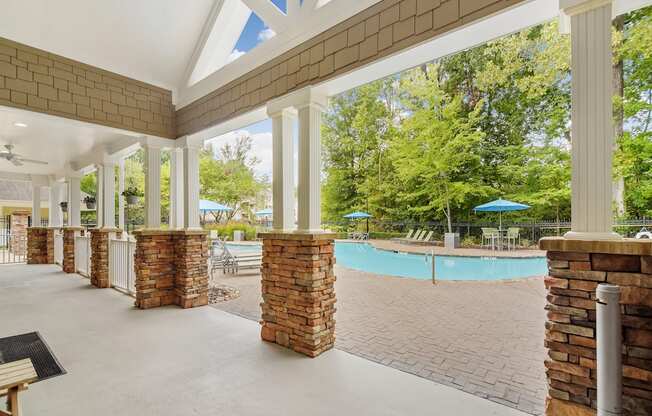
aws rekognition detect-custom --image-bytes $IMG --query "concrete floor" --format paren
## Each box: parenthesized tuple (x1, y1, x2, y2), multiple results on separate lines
(0, 264, 527, 416)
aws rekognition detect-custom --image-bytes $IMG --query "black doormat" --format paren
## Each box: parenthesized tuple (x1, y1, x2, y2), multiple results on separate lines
(0, 331, 66, 382)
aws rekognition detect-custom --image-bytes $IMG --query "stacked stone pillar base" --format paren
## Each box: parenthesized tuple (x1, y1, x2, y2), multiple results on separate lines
(90, 228, 122, 288)
(27, 227, 54, 264)
(62, 227, 84, 273)
(133, 230, 209, 310)
(259, 232, 336, 358)
(540, 238, 652, 416)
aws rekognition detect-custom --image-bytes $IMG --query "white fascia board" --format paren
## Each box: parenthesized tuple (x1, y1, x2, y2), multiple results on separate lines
(313, 0, 558, 98)
(177, 0, 383, 108)
(188, 0, 252, 87)
(614, 0, 652, 15)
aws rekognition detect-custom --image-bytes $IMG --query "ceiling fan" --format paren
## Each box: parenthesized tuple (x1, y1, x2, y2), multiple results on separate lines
(0, 144, 48, 166)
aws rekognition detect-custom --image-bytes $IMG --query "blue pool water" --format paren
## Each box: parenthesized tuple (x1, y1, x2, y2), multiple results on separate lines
(226, 242, 547, 281)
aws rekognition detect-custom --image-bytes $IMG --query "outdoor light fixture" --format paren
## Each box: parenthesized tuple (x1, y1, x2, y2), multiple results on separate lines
(13, 122, 27, 128)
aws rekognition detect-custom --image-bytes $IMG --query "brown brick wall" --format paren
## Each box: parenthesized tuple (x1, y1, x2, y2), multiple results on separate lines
(62, 227, 83, 273)
(90, 229, 122, 288)
(259, 232, 337, 357)
(0, 37, 175, 138)
(540, 238, 652, 416)
(175, 0, 524, 137)
(9, 212, 28, 256)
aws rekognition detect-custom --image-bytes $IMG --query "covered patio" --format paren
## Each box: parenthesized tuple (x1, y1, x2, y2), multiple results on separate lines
(0, 263, 525, 416)
(0, 0, 651, 415)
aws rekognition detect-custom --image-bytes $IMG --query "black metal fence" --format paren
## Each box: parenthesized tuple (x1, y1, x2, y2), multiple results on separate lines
(326, 218, 652, 246)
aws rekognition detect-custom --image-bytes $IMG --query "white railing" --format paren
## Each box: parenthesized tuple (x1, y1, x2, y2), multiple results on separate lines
(75, 235, 91, 277)
(109, 238, 136, 295)
(54, 230, 64, 265)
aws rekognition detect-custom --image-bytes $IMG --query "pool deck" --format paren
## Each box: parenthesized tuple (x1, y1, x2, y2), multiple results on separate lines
(367, 239, 546, 258)
(212, 265, 547, 415)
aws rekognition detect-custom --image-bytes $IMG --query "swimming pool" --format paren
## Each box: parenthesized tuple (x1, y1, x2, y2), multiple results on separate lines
(225, 242, 547, 281)
(334, 242, 547, 281)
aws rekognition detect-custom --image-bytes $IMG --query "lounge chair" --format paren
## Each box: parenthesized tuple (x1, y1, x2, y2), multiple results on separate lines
(412, 229, 424, 241)
(209, 238, 235, 277)
(404, 229, 414, 239)
(420, 230, 433, 242)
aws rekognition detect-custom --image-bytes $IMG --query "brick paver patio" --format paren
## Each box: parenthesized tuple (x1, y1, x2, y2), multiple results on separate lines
(211, 264, 547, 415)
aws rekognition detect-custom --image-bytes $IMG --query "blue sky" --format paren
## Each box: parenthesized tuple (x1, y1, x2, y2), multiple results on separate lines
(233, 0, 287, 54)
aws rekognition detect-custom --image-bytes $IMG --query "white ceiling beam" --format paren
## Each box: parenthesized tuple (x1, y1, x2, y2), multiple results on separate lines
(187, 0, 251, 86)
(300, 0, 318, 16)
(287, 0, 301, 18)
(241, 0, 287, 32)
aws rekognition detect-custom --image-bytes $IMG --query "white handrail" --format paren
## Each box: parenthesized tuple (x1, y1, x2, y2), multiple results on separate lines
(108, 238, 136, 295)
(74, 235, 91, 277)
(54, 231, 64, 266)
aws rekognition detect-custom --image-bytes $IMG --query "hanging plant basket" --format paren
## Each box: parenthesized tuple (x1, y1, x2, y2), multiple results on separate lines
(122, 186, 142, 206)
(59, 201, 68, 213)
(83, 196, 96, 210)
(126, 195, 139, 205)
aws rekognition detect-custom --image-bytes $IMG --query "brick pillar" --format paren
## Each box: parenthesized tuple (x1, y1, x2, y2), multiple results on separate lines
(540, 238, 652, 416)
(27, 227, 54, 264)
(62, 227, 84, 273)
(174, 231, 209, 309)
(90, 228, 121, 288)
(9, 212, 29, 256)
(133, 231, 176, 309)
(259, 232, 336, 358)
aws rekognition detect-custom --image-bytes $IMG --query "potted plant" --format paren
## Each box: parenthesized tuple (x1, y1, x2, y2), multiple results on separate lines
(83, 195, 96, 210)
(122, 186, 142, 205)
(59, 201, 68, 212)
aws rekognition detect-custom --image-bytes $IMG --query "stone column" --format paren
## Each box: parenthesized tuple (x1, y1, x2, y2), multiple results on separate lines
(89, 228, 121, 288)
(169, 148, 184, 229)
(183, 144, 201, 230)
(133, 229, 209, 309)
(144, 145, 162, 229)
(174, 230, 209, 308)
(563, 0, 619, 241)
(259, 232, 336, 357)
(270, 108, 296, 231)
(62, 227, 83, 273)
(27, 227, 54, 264)
(297, 102, 323, 232)
(68, 176, 81, 228)
(9, 212, 29, 256)
(118, 159, 125, 230)
(540, 237, 652, 415)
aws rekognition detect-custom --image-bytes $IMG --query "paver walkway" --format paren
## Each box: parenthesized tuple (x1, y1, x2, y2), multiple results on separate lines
(212, 265, 547, 415)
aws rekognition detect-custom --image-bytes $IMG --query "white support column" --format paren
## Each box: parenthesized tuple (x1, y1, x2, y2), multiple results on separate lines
(562, 0, 620, 240)
(169, 148, 185, 229)
(31, 184, 42, 226)
(68, 176, 81, 227)
(183, 144, 201, 230)
(144, 145, 162, 229)
(270, 108, 296, 231)
(297, 102, 324, 232)
(48, 184, 62, 227)
(96, 165, 103, 228)
(101, 162, 116, 229)
(118, 159, 125, 230)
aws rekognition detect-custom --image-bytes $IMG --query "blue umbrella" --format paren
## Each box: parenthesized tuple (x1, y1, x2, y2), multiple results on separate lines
(343, 211, 372, 219)
(255, 208, 273, 216)
(199, 199, 232, 212)
(344, 211, 372, 233)
(474, 198, 530, 230)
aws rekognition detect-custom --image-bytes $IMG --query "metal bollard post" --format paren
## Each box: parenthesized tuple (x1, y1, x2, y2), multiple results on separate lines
(596, 283, 622, 416)
(431, 250, 436, 285)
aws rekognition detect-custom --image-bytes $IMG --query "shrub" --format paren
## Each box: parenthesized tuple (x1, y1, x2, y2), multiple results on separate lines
(204, 222, 257, 240)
